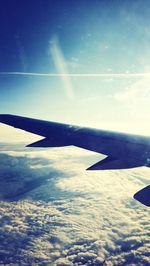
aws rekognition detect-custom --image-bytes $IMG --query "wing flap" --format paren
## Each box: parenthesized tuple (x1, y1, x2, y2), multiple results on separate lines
(87, 156, 143, 170)
(27, 137, 72, 147)
(134, 185, 150, 206)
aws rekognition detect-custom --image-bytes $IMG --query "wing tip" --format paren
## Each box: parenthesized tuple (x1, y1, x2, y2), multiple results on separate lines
(0, 114, 15, 121)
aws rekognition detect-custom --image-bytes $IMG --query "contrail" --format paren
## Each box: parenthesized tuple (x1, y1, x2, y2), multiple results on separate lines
(0, 71, 150, 78)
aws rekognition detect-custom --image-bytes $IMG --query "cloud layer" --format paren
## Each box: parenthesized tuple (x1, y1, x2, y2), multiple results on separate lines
(0, 146, 150, 265)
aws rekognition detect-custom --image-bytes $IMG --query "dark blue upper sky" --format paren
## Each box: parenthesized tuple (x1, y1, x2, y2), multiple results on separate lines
(1, 0, 150, 73)
(1, 0, 150, 136)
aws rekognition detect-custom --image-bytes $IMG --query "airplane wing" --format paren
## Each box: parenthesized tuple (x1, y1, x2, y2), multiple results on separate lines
(0, 114, 150, 206)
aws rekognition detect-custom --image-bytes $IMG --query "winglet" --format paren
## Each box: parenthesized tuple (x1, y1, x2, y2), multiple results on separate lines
(134, 185, 150, 207)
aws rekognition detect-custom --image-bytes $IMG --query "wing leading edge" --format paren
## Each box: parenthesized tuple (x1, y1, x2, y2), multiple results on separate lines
(0, 114, 150, 206)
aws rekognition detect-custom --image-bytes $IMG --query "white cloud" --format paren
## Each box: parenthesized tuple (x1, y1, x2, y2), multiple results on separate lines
(0, 124, 41, 143)
(114, 78, 150, 103)
(0, 147, 150, 265)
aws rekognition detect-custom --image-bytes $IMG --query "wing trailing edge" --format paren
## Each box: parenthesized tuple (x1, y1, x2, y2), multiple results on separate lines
(87, 156, 143, 170)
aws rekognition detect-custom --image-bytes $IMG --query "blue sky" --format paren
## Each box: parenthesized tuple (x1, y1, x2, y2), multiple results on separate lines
(1, 2, 150, 264)
(1, 0, 150, 139)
